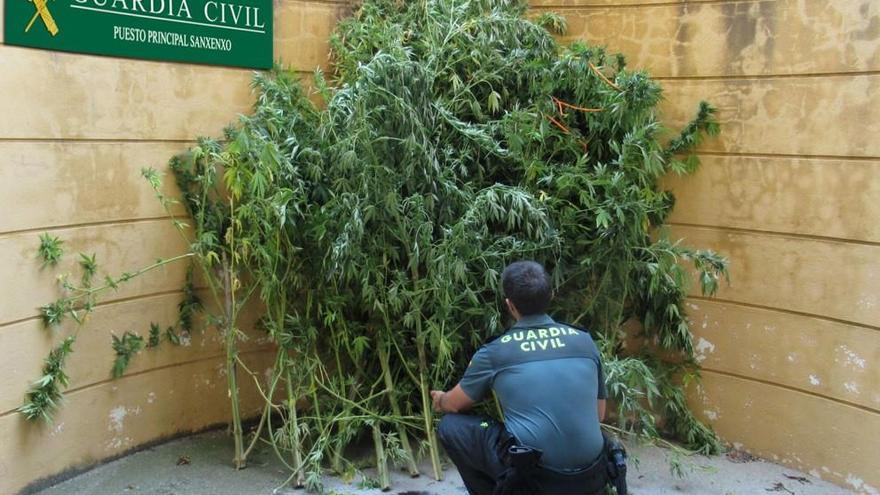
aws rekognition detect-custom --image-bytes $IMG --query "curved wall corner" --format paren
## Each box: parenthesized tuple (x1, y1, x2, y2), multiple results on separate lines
(0, 1, 350, 493)
(529, 0, 880, 492)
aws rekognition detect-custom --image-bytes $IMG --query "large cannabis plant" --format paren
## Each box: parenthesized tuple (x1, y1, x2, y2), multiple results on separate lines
(326, 0, 727, 465)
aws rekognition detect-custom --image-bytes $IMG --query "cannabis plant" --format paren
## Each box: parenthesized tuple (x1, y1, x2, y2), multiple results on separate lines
(21, 236, 193, 422)
(326, 0, 728, 464)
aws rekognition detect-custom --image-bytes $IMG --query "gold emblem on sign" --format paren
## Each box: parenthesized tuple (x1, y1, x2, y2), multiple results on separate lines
(25, 0, 59, 36)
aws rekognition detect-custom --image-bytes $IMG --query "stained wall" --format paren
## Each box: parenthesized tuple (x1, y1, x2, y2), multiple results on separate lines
(0, 1, 349, 493)
(528, 0, 880, 492)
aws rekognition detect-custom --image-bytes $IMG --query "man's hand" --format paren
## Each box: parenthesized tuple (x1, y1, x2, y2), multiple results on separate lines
(430, 385, 474, 414)
(430, 390, 445, 412)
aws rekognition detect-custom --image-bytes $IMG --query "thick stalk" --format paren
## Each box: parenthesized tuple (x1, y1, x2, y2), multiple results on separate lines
(223, 256, 245, 470)
(372, 424, 391, 491)
(285, 365, 306, 488)
(416, 333, 443, 480)
(275, 298, 305, 486)
(330, 342, 348, 474)
(379, 339, 420, 477)
(404, 255, 443, 480)
(309, 359, 325, 436)
(297, 292, 325, 431)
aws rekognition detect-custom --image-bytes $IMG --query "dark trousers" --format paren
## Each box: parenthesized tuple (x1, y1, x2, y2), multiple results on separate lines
(437, 414, 608, 495)
(437, 414, 508, 495)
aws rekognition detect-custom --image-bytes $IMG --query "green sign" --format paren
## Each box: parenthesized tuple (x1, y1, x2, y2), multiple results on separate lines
(4, 0, 272, 69)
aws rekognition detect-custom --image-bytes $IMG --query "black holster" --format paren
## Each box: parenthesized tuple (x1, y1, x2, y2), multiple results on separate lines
(493, 443, 543, 495)
(603, 433, 628, 495)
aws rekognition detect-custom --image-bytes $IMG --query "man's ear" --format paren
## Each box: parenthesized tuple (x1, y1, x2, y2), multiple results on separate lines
(505, 298, 518, 317)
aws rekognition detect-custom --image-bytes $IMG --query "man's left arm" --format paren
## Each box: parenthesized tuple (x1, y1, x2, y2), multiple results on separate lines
(431, 347, 493, 414)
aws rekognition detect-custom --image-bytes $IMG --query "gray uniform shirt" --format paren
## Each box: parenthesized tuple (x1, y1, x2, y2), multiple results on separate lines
(459, 314, 606, 471)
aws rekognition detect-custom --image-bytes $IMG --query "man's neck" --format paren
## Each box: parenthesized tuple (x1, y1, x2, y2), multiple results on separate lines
(512, 313, 554, 328)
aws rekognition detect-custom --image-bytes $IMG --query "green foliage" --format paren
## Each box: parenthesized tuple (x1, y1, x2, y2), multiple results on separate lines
(23, 234, 194, 421)
(40, 299, 72, 327)
(322, 0, 729, 458)
(38, 233, 64, 267)
(150, 66, 327, 470)
(111, 332, 146, 378)
(148, 323, 162, 348)
(664, 101, 720, 161)
(166, 326, 182, 346)
(17, 336, 76, 422)
(177, 266, 202, 334)
(79, 253, 98, 287)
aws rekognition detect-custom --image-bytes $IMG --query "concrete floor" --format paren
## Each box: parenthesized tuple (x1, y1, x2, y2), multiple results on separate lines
(32, 430, 852, 495)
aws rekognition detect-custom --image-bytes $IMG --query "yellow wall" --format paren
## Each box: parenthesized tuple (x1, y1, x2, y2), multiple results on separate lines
(3, 1, 878, 493)
(530, 0, 879, 492)
(0, 1, 349, 493)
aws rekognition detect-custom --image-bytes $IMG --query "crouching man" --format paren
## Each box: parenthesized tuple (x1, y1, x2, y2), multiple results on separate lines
(431, 260, 609, 495)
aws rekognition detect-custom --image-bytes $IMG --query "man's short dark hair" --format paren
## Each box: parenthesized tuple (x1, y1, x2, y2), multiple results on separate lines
(501, 261, 551, 316)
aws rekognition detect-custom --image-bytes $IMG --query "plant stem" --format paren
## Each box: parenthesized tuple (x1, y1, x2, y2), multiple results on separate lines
(241, 348, 288, 460)
(372, 423, 391, 491)
(588, 62, 621, 91)
(416, 333, 443, 481)
(379, 338, 420, 477)
(223, 253, 245, 470)
(65, 253, 194, 302)
(601, 423, 701, 457)
(330, 340, 350, 474)
(285, 365, 306, 488)
(406, 253, 443, 480)
(242, 401, 269, 460)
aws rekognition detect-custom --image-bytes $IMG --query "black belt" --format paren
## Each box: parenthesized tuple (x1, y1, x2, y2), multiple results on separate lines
(493, 431, 611, 495)
(537, 451, 608, 493)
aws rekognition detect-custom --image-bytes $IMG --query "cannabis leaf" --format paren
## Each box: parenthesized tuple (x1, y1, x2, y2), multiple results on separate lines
(38, 233, 64, 267)
(111, 332, 145, 379)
